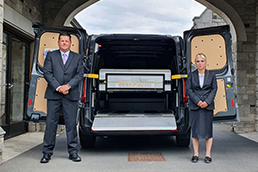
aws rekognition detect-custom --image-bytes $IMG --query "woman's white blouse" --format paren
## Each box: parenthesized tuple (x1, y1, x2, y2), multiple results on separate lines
(198, 73, 205, 88)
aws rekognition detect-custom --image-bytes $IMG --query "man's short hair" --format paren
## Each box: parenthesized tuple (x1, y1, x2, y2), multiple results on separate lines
(58, 32, 71, 41)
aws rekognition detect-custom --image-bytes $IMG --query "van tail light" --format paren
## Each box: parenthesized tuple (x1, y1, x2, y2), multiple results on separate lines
(183, 79, 188, 103)
(232, 100, 235, 107)
(81, 77, 87, 103)
(28, 99, 31, 106)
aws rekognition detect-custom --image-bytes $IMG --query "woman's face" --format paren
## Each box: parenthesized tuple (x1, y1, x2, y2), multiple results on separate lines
(195, 57, 207, 70)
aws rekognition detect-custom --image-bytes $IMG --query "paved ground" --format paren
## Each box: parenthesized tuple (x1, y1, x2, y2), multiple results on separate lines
(0, 124, 258, 172)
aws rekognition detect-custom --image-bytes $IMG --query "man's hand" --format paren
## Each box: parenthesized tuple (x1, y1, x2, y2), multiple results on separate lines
(58, 84, 70, 95)
(197, 101, 208, 108)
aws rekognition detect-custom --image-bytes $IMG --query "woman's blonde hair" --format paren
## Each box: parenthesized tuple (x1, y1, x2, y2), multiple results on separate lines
(195, 53, 207, 62)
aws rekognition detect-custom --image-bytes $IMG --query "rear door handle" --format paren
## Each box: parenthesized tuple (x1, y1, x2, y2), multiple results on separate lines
(7, 83, 14, 89)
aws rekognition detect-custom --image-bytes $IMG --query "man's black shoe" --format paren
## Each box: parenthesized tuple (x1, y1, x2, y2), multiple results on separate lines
(69, 153, 81, 162)
(40, 154, 51, 163)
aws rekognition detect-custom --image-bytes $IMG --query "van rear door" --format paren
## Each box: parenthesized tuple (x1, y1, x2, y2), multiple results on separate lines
(184, 25, 239, 122)
(25, 23, 87, 124)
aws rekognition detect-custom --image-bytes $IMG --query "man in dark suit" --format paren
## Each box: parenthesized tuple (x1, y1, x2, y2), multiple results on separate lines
(40, 32, 84, 163)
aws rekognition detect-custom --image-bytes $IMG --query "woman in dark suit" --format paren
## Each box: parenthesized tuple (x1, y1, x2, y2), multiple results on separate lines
(186, 53, 217, 164)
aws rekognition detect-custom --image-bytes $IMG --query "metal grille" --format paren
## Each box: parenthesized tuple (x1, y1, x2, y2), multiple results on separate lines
(128, 153, 166, 162)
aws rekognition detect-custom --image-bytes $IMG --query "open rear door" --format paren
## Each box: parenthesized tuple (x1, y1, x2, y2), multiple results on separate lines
(25, 23, 87, 124)
(184, 25, 239, 122)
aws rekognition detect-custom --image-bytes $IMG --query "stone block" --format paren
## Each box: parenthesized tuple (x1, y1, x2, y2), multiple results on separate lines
(40, 124, 46, 131)
(237, 77, 249, 85)
(238, 104, 250, 114)
(246, 73, 255, 77)
(243, 44, 256, 52)
(255, 53, 258, 61)
(243, 62, 255, 68)
(243, 122, 255, 129)
(250, 107, 256, 114)
(245, 0, 255, 4)
(237, 70, 246, 77)
(237, 86, 247, 94)
(248, 78, 256, 85)
(28, 122, 41, 132)
(249, 52, 255, 58)
(237, 52, 249, 61)
(234, 121, 255, 134)
(237, 41, 243, 52)
(247, 89, 255, 94)
(237, 62, 243, 70)
(243, 94, 248, 100)
(246, 69, 255, 74)
(255, 123, 258, 132)
(239, 113, 255, 121)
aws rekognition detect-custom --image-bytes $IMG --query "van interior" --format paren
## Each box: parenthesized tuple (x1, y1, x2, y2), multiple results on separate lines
(91, 35, 179, 118)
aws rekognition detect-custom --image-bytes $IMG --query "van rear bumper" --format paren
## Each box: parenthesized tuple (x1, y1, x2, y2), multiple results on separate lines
(79, 123, 190, 137)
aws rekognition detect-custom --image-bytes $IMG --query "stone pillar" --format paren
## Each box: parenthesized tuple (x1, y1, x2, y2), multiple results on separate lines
(255, 1, 258, 132)
(0, 0, 4, 164)
(0, 0, 3, 125)
(233, 1, 256, 134)
(0, 127, 5, 164)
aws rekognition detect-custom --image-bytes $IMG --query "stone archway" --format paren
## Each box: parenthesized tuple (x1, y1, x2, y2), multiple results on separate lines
(196, 0, 247, 42)
(43, 0, 100, 25)
(54, 0, 247, 43)
(45, 0, 256, 133)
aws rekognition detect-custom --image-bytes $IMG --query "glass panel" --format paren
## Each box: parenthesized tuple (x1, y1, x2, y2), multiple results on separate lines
(1, 33, 8, 125)
(10, 37, 25, 124)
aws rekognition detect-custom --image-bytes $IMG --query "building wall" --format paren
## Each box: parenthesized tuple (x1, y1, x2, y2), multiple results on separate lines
(0, 0, 4, 163)
(226, 0, 257, 133)
(192, 8, 227, 29)
(0, 0, 257, 137)
(5, 0, 43, 23)
(255, 1, 258, 132)
(194, 1, 258, 133)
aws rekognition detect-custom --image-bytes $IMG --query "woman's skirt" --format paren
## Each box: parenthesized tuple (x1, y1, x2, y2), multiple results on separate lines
(189, 108, 213, 139)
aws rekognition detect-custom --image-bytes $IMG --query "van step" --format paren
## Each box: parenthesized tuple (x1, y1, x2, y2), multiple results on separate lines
(91, 112, 177, 131)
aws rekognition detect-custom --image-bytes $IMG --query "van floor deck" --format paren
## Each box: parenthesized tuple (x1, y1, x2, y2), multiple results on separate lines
(92, 110, 177, 131)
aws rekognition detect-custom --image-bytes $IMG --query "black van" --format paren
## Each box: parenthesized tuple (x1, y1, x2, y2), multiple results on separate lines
(25, 23, 239, 148)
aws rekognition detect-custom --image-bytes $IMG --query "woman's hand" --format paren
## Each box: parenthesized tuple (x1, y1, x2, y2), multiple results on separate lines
(197, 101, 203, 107)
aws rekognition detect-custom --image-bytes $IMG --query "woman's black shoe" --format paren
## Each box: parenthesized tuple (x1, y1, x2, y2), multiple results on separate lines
(191, 156, 199, 163)
(204, 156, 212, 163)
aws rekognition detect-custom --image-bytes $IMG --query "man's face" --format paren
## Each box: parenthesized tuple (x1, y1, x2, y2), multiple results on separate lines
(58, 35, 72, 53)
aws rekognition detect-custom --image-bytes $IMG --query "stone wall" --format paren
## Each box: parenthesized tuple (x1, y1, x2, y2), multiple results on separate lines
(0, 0, 4, 162)
(5, 0, 43, 23)
(255, 1, 258, 132)
(192, 8, 227, 29)
(1, 0, 258, 135)
(224, 0, 257, 133)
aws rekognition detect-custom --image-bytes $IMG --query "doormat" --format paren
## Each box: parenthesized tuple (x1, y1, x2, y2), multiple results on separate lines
(128, 153, 166, 162)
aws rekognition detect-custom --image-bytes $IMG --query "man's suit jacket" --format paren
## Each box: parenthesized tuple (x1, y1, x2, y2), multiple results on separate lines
(43, 50, 84, 101)
(186, 69, 217, 110)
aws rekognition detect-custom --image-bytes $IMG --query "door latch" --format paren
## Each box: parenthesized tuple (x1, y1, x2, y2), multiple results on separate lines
(6, 83, 14, 89)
